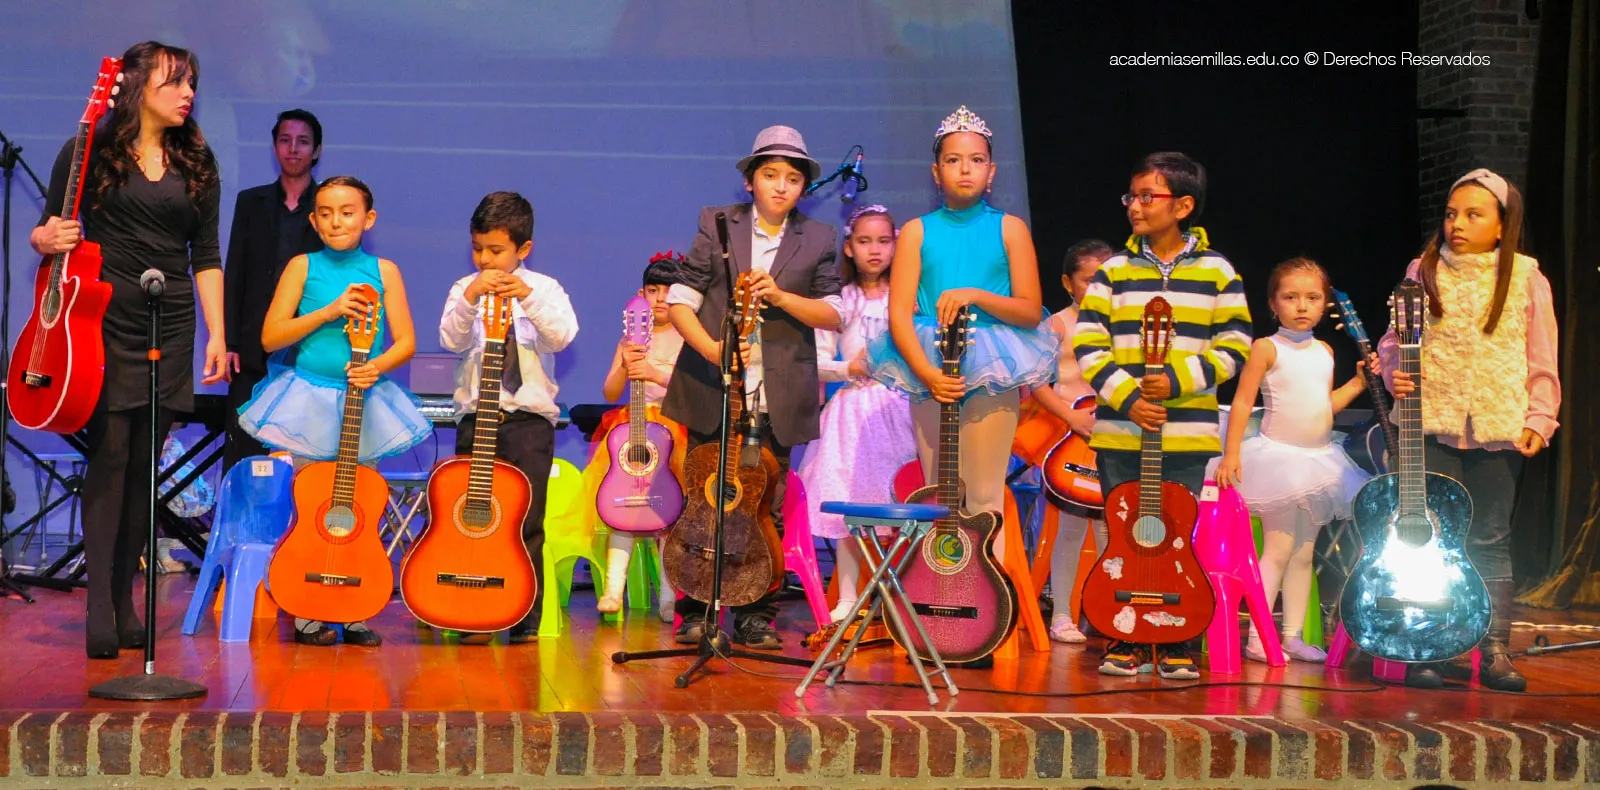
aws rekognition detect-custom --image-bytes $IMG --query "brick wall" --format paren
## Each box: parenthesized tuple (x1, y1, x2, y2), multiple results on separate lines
(1416, 0, 1539, 238)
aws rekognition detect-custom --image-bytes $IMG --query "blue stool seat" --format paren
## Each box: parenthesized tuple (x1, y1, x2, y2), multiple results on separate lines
(387, 469, 430, 483)
(819, 501, 948, 521)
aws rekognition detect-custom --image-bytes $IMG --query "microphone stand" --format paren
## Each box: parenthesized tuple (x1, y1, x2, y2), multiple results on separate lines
(0, 129, 46, 603)
(88, 274, 205, 700)
(611, 212, 813, 687)
(803, 145, 867, 198)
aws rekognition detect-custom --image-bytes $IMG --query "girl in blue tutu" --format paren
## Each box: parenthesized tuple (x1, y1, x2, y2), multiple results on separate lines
(239, 175, 431, 647)
(869, 106, 1058, 526)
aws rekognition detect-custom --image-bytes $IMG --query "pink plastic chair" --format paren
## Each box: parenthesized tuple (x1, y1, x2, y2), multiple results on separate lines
(1194, 482, 1286, 674)
(1326, 621, 1480, 683)
(781, 472, 832, 628)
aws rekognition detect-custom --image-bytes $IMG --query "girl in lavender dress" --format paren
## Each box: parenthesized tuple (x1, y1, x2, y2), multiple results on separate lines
(795, 205, 918, 623)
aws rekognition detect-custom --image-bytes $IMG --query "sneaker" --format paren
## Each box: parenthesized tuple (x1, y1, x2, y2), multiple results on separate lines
(735, 621, 782, 650)
(674, 619, 705, 645)
(342, 625, 383, 648)
(1049, 615, 1087, 644)
(458, 632, 495, 645)
(294, 624, 338, 646)
(1099, 641, 1153, 676)
(1156, 644, 1200, 680)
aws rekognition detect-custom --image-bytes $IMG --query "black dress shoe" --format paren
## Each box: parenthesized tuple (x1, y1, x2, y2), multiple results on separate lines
(1405, 664, 1444, 689)
(675, 620, 705, 645)
(294, 626, 339, 646)
(342, 627, 383, 647)
(86, 637, 120, 660)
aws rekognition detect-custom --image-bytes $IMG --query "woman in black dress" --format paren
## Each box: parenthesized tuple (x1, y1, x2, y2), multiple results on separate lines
(30, 41, 230, 658)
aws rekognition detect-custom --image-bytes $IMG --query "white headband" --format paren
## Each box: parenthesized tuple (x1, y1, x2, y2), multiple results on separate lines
(1451, 168, 1510, 207)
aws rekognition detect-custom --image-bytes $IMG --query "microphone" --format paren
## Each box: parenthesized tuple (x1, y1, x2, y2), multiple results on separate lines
(140, 268, 166, 298)
(842, 151, 864, 203)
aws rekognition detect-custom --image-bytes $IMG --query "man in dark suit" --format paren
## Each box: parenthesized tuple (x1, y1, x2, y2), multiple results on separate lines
(662, 125, 842, 649)
(222, 109, 325, 472)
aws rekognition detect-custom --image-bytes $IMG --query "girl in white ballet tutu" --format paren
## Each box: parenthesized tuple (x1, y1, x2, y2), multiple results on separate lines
(1213, 257, 1370, 663)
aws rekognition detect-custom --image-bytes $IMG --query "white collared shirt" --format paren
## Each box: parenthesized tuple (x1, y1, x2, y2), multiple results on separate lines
(439, 266, 578, 425)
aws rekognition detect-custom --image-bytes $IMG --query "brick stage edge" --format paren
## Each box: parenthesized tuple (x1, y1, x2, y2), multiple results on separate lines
(2, 578, 1599, 788)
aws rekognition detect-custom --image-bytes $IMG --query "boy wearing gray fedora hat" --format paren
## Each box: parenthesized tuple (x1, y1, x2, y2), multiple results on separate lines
(661, 125, 844, 650)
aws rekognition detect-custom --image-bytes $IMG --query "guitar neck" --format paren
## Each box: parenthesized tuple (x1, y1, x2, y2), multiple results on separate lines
(332, 349, 372, 505)
(48, 120, 94, 288)
(1396, 344, 1425, 515)
(1138, 362, 1164, 514)
(1357, 339, 1400, 449)
(935, 360, 962, 530)
(628, 378, 646, 450)
(467, 339, 508, 503)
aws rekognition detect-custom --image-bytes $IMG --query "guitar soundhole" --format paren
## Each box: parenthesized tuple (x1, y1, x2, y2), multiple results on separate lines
(1395, 515, 1433, 548)
(920, 528, 972, 576)
(457, 495, 500, 534)
(1131, 515, 1167, 548)
(702, 477, 742, 512)
(41, 288, 62, 324)
(323, 505, 357, 538)
(620, 440, 657, 475)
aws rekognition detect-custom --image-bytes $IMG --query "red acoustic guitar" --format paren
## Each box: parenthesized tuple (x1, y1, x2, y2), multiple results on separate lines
(1013, 393, 1102, 517)
(267, 284, 396, 625)
(400, 294, 537, 633)
(1079, 296, 1214, 645)
(7, 58, 121, 434)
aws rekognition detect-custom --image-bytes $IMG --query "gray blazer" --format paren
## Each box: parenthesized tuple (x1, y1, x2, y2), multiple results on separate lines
(661, 203, 840, 447)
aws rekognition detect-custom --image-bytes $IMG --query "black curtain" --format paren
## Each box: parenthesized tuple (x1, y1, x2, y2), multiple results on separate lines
(1518, 0, 1600, 607)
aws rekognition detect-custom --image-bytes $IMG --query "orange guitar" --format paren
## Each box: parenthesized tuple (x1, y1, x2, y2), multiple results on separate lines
(400, 294, 536, 632)
(1014, 393, 1102, 517)
(266, 284, 396, 625)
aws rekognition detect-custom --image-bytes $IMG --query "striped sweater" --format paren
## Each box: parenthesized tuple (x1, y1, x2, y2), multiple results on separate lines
(1073, 229, 1252, 453)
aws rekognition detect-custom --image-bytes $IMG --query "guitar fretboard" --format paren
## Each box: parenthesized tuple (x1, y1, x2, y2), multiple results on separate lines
(467, 339, 508, 507)
(332, 348, 372, 505)
(1138, 362, 1165, 515)
(1396, 344, 1425, 515)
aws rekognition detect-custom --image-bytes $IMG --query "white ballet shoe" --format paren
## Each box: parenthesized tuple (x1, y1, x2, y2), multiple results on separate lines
(1283, 636, 1328, 663)
(829, 598, 861, 624)
(1243, 633, 1289, 664)
(596, 593, 623, 614)
(1049, 616, 1087, 644)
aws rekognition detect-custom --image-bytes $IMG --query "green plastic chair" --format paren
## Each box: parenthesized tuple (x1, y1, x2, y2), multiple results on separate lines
(1250, 516, 1324, 647)
(539, 458, 619, 638)
(624, 537, 663, 611)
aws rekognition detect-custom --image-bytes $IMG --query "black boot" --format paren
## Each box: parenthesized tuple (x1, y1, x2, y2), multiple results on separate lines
(1405, 663, 1444, 689)
(1479, 579, 1527, 693)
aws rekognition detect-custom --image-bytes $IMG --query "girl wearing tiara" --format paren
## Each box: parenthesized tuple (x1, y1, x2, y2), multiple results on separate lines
(796, 205, 917, 624)
(1214, 257, 1369, 664)
(869, 106, 1058, 570)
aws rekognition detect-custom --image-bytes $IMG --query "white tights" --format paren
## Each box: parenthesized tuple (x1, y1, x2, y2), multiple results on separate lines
(602, 532, 676, 604)
(1050, 511, 1107, 620)
(1251, 506, 1320, 646)
(910, 389, 1019, 559)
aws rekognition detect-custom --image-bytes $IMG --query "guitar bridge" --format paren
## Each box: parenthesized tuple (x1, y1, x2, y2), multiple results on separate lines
(304, 573, 361, 587)
(611, 495, 663, 508)
(1377, 596, 1455, 611)
(21, 372, 50, 388)
(1115, 591, 1181, 606)
(436, 574, 506, 589)
(911, 603, 979, 620)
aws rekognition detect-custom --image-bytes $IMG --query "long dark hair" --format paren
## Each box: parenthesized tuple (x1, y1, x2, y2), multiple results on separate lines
(90, 41, 218, 209)
(1417, 180, 1524, 333)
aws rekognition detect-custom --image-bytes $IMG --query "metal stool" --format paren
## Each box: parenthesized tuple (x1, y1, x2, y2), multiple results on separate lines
(796, 501, 958, 705)
(20, 451, 87, 568)
(381, 469, 430, 558)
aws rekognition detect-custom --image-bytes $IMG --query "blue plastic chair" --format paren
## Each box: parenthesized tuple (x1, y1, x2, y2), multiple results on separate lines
(181, 455, 295, 640)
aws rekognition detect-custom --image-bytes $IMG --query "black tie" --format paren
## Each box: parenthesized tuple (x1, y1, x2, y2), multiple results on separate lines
(500, 320, 522, 396)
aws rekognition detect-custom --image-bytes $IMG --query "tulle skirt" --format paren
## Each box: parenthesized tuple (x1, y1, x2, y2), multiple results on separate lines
(238, 363, 433, 464)
(1211, 434, 1369, 525)
(796, 381, 918, 539)
(867, 315, 1059, 402)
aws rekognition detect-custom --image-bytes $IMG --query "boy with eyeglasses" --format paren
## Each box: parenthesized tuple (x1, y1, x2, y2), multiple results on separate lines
(1072, 151, 1253, 680)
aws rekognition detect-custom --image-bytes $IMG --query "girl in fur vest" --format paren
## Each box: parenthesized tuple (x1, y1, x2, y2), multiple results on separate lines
(1379, 168, 1560, 692)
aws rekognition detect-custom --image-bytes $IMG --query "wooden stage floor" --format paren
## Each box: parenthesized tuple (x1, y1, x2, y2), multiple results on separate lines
(1, 575, 1598, 787)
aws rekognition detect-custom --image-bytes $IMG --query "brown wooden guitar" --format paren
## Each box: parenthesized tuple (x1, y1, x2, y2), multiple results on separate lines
(661, 273, 783, 607)
(266, 284, 396, 625)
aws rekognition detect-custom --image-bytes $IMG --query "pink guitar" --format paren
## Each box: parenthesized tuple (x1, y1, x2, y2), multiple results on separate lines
(594, 296, 684, 533)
